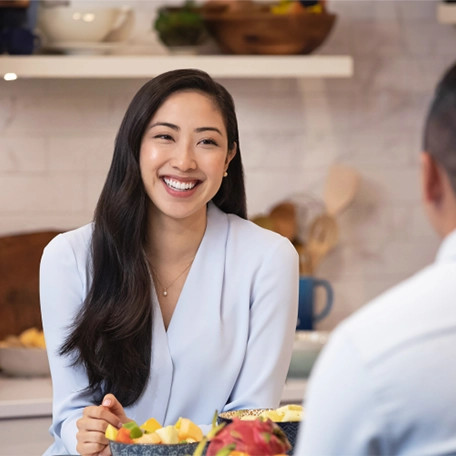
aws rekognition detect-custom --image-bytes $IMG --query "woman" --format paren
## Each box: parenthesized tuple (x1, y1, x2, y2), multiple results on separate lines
(40, 69, 299, 456)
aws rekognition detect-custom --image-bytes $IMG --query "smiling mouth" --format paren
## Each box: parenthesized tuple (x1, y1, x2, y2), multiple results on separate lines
(163, 177, 199, 191)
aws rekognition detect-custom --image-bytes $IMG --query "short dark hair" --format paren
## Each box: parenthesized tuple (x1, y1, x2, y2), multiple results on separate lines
(423, 62, 456, 193)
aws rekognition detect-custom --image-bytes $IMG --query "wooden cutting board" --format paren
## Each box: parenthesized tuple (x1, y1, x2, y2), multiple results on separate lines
(0, 1, 29, 8)
(0, 231, 60, 340)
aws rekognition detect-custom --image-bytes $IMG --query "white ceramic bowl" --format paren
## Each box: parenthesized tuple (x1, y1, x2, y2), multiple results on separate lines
(37, 5, 133, 43)
(0, 347, 50, 377)
(287, 330, 329, 378)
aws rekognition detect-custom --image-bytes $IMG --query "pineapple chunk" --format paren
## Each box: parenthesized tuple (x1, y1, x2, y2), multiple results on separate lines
(133, 432, 162, 444)
(176, 417, 203, 442)
(105, 424, 118, 441)
(140, 417, 162, 434)
(155, 425, 179, 444)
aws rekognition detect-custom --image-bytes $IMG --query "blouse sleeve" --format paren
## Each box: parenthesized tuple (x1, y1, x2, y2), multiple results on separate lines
(40, 233, 94, 455)
(225, 236, 299, 410)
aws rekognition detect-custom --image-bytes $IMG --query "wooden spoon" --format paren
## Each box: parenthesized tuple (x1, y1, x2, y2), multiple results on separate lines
(324, 164, 360, 216)
(294, 242, 314, 276)
(306, 214, 338, 271)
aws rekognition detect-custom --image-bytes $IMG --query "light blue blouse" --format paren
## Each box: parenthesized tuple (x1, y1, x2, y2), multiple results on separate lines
(40, 203, 299, 455)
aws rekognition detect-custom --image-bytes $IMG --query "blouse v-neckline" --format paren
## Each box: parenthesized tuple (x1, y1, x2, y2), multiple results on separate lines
(152, 203, 228, 337)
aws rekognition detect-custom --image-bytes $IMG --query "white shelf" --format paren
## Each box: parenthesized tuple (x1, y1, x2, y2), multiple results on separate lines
(0, 54, 353, 79)
(437, 2, 456, 24)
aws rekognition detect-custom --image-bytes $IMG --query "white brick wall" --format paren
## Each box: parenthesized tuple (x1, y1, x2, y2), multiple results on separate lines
(0, 0, 452, 329)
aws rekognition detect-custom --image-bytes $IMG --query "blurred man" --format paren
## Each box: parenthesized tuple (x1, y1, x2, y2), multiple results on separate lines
(295, 62, 456, 455)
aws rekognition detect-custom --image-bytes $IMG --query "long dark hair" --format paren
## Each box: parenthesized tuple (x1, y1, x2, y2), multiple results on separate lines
(60, 69, 247, 406)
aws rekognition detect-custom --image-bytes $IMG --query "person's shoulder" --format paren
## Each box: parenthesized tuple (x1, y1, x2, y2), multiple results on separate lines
(209, 203, 297, 262)
(42, 223, 93, 257)
(229, 212, 296, 252)
(339, 262, 447, 362)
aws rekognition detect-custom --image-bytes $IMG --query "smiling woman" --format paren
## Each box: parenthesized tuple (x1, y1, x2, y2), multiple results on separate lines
(140, 90, 235, 228)
(39, 69, 299, 456)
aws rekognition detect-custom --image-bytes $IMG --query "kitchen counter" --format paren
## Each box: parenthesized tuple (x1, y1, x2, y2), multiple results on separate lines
(0, 375, 52, 419)
(0, 374, 53, 456)
(0, 416, 53, 456)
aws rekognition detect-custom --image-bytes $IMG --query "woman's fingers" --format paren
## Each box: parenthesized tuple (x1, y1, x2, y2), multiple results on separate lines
(76, 429, 107, 455)
(76, 394, 128, 456)
(80, 404, 123, 428)
(99, 445, 113, 456)
(101, 393, 129, 423)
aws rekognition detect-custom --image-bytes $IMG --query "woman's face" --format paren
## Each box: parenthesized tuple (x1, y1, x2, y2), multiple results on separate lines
(139, 90, 236, 222)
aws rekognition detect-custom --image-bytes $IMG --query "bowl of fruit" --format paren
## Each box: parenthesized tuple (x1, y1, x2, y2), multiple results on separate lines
(107, 416, 206, 456)
(0, 327, 50, 377)
(217, 404, 303, 453)
(202, 0, 336, 55)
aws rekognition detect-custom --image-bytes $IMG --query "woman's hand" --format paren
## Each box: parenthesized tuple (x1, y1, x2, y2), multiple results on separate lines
(76, 393, 129, 456)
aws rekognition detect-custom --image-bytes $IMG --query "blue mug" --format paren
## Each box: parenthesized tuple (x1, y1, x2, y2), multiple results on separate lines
(297, 276, 333, 330)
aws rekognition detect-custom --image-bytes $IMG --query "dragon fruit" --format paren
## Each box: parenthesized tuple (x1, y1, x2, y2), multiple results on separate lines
(206, 417, 291, 456)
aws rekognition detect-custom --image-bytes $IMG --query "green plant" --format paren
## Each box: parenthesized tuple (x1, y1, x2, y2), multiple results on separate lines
(154, 1, 208, 47)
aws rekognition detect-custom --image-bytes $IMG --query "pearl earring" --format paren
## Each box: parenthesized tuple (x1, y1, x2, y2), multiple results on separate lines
(223, 171, 228, 177)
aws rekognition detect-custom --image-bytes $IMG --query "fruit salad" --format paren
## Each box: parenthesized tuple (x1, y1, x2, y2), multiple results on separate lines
(105, 416, 203, 445)
(241, 404, 303, 422)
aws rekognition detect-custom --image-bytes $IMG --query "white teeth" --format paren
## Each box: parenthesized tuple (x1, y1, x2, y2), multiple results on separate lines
(163, 177, 197, 191)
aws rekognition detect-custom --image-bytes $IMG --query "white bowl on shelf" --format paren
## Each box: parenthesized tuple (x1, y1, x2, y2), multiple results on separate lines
(287, 330, 329, 379)
(37, 4, 134, 44)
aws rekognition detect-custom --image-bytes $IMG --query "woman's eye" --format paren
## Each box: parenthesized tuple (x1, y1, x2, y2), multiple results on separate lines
(199, 138, 218, 146)
(154, 134, 173, 141)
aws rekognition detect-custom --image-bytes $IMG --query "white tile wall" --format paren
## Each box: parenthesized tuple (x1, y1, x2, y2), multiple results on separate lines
(0, 0, 452, 329)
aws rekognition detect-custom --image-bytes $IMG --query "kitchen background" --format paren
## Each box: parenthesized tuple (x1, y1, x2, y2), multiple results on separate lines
(1, 0, 455, 331)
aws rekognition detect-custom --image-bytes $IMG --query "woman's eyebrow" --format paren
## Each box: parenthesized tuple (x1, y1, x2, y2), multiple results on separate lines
(195, 126, 223, 135)
(149, 122, 179, 131)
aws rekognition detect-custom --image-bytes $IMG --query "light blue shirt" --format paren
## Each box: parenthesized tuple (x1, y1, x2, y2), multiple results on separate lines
(40, 203, 299, 456)
(295, 229, 456, 455)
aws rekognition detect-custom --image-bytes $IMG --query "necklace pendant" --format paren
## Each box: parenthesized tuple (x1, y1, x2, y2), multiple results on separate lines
(163, 289, 168, 297)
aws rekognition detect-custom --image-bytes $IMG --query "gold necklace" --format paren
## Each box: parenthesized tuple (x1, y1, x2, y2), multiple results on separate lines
(152, 259, 194, 297)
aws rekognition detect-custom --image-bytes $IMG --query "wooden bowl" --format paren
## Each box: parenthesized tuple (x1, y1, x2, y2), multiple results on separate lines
(202, 3, 336, 55)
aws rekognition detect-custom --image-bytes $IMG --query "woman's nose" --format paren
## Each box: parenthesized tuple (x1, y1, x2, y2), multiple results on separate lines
(171, 142, 197, 171)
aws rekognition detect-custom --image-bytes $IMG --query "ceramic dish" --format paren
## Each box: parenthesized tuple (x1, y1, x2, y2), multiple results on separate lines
(287, 330, 329, 378)
(0, 346, 50, 377)
(109, 440, 203, 456)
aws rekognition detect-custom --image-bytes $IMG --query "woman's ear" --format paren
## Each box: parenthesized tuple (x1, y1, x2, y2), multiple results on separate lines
(421, 151, 443, 205)
(225, 142, 237, 168)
